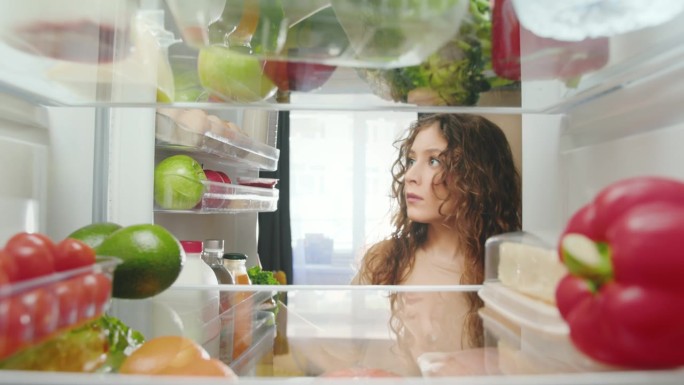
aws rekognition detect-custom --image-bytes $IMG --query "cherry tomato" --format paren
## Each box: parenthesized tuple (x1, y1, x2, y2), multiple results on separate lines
(79, 273, 109, 321)
(4, 232, 56, 281)
(21, 288, 58, 340)
(54, 238, 96, 272)
(0, 250, 19, 283)
(91, 273, 113, 313)
(53, 278, 80, 328)
(0, 296, 32, 359)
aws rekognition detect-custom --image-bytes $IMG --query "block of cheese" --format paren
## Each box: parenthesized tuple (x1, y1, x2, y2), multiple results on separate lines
(497, 242, 567, 304)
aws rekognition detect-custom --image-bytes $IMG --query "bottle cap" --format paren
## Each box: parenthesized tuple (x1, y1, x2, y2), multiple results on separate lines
(222, 252, 247, 261)
(203, 239, 224, 252)
(180, 240, 202, 253)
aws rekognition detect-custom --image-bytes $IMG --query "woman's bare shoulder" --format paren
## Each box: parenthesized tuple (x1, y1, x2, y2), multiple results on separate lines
(352, 239, 395, 285)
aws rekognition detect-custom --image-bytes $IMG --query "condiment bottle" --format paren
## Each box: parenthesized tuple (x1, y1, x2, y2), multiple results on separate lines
(222, 252, 253, 360)
(202, 239, 235, 363)
(201, 239, 235, 288)
(152, 240, 220, 357)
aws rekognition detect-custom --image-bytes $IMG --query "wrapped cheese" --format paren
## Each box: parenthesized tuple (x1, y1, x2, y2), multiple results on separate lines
(497, 242, 566, 304)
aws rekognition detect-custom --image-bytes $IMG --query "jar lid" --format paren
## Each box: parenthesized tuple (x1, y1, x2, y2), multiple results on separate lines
(180, 240, 202, 253)
(203, 239, 224, 251)
(222, 252, 247, 260)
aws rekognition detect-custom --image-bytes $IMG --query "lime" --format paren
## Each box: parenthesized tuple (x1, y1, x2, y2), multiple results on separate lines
(95, 224, 185, 299)
(67, 222, 122, 249)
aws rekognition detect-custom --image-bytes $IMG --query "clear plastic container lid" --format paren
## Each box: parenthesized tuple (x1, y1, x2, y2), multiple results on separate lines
(165, 0, 471, 69)
(478, 282, 568, 335)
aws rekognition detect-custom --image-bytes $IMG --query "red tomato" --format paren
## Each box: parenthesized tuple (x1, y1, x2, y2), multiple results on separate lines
(0, 250, 19, 283)
(91, 273, 113, 313)
(21, 288, 58, 340)
(4, 232, 56, 280)
(54, 238, 96, 272)
(0, 296, 32, 359)
(78, 273, 107, 321)
(53, 278, 80, 328)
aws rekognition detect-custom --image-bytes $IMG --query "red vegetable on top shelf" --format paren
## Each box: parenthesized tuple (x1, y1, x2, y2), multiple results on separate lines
(492, 0, 610, 81)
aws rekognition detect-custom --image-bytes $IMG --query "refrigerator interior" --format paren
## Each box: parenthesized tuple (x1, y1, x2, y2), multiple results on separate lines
(0, 0, 683, 383)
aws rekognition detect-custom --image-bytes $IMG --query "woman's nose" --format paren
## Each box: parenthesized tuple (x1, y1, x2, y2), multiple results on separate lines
(406, 163, 420, 184)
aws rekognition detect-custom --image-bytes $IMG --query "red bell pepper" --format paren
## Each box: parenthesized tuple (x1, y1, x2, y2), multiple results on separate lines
(556, 176, 684, 368)
(491, 0, 610, 81)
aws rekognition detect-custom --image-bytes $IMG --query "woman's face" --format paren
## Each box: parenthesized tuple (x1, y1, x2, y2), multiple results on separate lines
(404, 122, 450, 224)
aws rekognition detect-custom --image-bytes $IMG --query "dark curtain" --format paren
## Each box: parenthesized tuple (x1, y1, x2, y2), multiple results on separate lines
(258, 110, 293, 284)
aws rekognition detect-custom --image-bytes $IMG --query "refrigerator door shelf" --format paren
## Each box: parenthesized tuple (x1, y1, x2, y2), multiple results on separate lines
(154, 177, 279, 214)
(155, 112, 279, 172)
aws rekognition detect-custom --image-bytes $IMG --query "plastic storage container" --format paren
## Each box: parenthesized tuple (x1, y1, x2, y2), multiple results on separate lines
(0, 257, 120, 360)
(484, 231, 566, 304)
(228, 309, 276, 376)
(147, 241, 221, 356)
(478, 282, 611, 374)
(0, 1, 136, 63)
(0, 5, 176, 104)
(165, 0, 470, 69)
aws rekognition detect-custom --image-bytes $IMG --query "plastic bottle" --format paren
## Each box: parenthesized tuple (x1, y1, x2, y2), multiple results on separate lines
(222, 252, 253, 361)
(152, 240, 220, 357)
(201, 239, 235, 363)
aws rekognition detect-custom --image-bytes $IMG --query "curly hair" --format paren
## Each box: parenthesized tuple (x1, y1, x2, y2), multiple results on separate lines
(358, 113, 522, 349)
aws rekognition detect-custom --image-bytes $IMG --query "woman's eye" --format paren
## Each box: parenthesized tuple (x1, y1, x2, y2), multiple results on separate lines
(429, 158, 441, 166)
(407, 158, 416, 167)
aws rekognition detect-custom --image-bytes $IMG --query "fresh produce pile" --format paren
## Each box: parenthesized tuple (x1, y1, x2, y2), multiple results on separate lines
(0, 232, 114, 360)
(556, 176, 684, 369)
(356, 0, 517, 106)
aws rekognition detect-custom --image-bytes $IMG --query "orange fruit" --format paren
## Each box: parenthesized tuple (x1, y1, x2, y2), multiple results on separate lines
(161, 358, 237, 378)
(119, 336, 208, 375)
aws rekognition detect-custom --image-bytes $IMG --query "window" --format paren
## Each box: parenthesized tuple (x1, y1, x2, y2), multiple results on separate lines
(289, 99, 417, 284)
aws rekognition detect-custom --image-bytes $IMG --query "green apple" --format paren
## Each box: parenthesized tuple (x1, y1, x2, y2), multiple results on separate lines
(197, 45, 276, 102)
(154, 155, 207, 210)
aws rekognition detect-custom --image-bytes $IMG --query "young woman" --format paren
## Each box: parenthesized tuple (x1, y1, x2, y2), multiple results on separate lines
(353, 113, 521, 362)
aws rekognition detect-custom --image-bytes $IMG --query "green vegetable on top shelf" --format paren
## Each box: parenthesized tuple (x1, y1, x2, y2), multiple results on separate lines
(331, 0, 468, 65)
(247, 265, 280, 285)
(356, 0, 518, 106)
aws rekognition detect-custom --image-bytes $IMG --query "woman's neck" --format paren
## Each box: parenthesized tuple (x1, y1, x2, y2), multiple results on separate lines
(423, 222, 461, 260)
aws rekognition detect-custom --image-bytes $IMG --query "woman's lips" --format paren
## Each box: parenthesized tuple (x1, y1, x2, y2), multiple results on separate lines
(406, 193, 422, 203)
